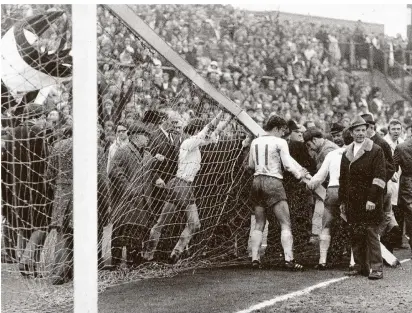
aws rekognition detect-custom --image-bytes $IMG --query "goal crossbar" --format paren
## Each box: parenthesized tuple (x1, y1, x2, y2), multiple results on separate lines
(105, 4, 265, 137)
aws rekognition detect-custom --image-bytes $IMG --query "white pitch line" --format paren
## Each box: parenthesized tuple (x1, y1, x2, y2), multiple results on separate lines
(234, 276, 348, 313)
(235, 258, 411, 313)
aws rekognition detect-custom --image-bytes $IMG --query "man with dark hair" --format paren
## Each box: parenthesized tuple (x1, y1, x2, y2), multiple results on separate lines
(340, 116, 386, 280)
(361, 114, 397, 242)
(248, 115, 308, 270)
(283, 120, 316, 247)
(330, 123, 345, 147)
(143, 111, 232, 264)
(393, 135, 412, 256)
(303, 128, 339, 170)
(303, 127, 339, 240)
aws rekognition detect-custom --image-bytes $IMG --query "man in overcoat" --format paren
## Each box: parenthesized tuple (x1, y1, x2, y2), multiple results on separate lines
(339, 116, 386, 280)
(2, 103, 52, 276)
(109, 123, 155, 268)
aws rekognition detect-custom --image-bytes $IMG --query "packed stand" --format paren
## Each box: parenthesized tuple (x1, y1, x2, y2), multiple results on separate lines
(97, 4, 411, 141)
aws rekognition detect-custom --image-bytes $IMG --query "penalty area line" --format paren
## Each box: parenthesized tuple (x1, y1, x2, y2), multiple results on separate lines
(235, 259, 411, 313)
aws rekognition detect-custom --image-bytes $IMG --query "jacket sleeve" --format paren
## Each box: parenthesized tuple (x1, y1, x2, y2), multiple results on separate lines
(367, 147, 387, 204)
(338, 154, 348, 204)
(381, 139, 395, 182)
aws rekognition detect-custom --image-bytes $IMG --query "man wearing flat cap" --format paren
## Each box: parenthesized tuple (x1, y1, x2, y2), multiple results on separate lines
(109, 122, 154, 268)
(361, 113, 397, 242)
(339, 116, 386, 280)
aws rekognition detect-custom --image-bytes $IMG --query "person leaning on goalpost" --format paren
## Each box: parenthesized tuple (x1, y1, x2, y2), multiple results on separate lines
(248, 115, 309, 270)
(142, 110, 233, 264)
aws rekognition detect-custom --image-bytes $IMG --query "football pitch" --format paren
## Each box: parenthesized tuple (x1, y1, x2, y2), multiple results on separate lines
(98, 249, 411, 313)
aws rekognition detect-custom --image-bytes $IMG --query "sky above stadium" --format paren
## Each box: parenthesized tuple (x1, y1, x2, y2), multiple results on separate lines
(228, 3, 410, 39)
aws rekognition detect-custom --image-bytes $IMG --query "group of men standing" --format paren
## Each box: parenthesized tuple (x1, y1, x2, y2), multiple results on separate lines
(247, 113, 412, 280)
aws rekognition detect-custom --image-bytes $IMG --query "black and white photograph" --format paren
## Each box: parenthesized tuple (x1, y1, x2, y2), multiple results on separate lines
(95, 4, 412, 313)
(1, 3, 412, 313)
(1, 4, 74, 313)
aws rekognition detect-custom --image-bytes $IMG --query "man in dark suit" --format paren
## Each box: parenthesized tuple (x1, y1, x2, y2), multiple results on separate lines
(109, 123, 154, 268)
(339, 116, 386, 280)
(2, 103, 52, 276)
(145, 110, 183, 204)
(393, 137, 412, 255)
(361, 114, 397, 239)
(283, 121, 317, 245)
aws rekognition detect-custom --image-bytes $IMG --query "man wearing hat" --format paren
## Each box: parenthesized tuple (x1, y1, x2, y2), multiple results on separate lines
(339, 116, 386, 279)
(109, 122, 154, 268)
(330, 123, 345, 147)
(361, 113, 397, 240)
(143, 111, 233, 264)
(2, 103, 52, 277)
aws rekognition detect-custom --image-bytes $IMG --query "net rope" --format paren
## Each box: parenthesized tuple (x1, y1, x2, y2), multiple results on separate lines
(1, 5, 73, 313)
(97, 4, 351, 291)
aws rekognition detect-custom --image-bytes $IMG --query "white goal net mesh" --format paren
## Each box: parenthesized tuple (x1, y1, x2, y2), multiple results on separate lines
(97, 4, 348, 290)
(1, 4, 73, 313)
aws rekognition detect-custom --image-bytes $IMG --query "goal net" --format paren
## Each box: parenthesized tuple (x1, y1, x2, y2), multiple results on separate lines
(97, 4, 350, 289)
(1, 4, 73, 312)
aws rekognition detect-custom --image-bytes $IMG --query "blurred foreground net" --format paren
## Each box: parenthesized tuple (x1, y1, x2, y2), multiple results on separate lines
(1, 4, 73, 312)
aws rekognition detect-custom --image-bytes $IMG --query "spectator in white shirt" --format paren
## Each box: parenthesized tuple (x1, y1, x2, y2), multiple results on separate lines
(308, 129, 353, 269)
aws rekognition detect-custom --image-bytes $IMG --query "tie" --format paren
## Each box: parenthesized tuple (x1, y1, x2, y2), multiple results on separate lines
(169, 133, 174, 144)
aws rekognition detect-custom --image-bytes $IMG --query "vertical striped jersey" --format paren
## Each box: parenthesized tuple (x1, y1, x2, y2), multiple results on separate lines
(248, 135, 302, 180)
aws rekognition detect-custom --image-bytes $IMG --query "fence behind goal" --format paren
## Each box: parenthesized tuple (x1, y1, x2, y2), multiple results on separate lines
(1, 5, 74, 312)
(96, 4, 351, 289)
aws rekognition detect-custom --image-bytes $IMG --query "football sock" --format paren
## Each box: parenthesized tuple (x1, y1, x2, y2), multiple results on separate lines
(319, 228, 331, 265)
(281, 229, 294, 262)
(250, 230, 263, 262)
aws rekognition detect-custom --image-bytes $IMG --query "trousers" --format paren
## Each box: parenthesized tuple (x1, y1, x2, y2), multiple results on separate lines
(351, 223, 383, 272)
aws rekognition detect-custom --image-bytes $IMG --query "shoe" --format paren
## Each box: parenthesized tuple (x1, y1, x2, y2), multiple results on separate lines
(308, 235, 319, 245)
(315, 263, 328, 270)
(284, 260, 304, 271)
(344, 265, 361, 276)
(19, 263, 37, 277)
(368, 270, 383, 280)
(168, 253, 180, 265)
(252, 260, 262, 269)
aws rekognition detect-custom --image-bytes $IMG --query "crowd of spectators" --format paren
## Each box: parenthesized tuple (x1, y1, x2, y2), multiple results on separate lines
(96, 4, 411, 149)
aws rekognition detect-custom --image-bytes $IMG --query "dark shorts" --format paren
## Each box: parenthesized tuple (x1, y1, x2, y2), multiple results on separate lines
(325, 186, 340, 218)
(165, 177, 195, 207)
(251, 175, 287, 208)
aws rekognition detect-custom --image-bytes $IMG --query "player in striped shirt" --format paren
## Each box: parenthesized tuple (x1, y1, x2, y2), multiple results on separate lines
(248, 115, 308, 270)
